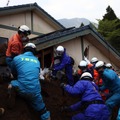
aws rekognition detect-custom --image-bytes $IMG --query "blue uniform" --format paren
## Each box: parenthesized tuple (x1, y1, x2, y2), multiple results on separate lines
(53, 49, 74, 85)
(64, 80, 110, 120)
(100, 68, 120, 120)
(10, 52, 50, 120)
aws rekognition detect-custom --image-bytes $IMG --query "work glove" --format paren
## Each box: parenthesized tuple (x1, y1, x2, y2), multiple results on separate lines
(60, 83, 66, 89)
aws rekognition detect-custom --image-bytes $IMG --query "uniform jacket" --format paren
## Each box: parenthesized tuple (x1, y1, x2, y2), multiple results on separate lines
(64, 80, 101, 103)
(6, 33, 23, 57)
(54, 49, 74, 85)
(10, 52, 41, 94)
(64, 79, 110, 120)
(54, 49, 72, 71)
(100, 68, 120, 93)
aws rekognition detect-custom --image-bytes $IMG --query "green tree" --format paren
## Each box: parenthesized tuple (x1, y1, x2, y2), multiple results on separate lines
(79, 22, 84, 27)
(103, 6, 117, 21)
(98, 6, 120, 52)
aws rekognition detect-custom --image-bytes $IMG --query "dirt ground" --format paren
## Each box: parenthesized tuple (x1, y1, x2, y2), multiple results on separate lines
(0, 66, 79, 120)
(0, 66, 118, 120)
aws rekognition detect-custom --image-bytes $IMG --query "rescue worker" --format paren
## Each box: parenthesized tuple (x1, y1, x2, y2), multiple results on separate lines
(52, 45, 74, 85)
(77, 60, 93, 78)
(6, 25, 31, 68)
(90, 57, 98, 68)
(60, 72, 110, 120)
(95, 61, 120, 120)
(106, 63, 119, 78)
(84, 57, 99, 82)
(84, 57, 99, 75)
(77, 60, 99, 83)
(105, 63, 112, 69)
(8, 43, 50, 120)
(0, 108, 5, 116)
(90, 57, 108, 100)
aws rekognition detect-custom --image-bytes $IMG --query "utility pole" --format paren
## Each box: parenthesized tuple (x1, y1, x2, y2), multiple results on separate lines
(6, 0, 10, 6)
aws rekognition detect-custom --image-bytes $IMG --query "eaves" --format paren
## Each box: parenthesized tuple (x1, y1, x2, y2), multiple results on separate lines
(0, 3, 65, 29)
(31, 24, 120, 60)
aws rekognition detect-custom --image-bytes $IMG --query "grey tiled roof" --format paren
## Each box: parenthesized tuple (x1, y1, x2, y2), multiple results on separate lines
(31, 25, 120, 57)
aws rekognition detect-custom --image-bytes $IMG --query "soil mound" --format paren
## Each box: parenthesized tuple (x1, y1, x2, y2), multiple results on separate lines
(0, 66, 78, 120)
(0, 66, 118, 120)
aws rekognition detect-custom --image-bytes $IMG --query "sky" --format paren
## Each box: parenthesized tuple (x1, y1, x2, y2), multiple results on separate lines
(0, 0, 120, 23)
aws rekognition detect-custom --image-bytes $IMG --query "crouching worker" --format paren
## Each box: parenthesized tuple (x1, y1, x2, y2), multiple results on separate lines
(8, 43, 50, 120)
(60, 72, 110, 120)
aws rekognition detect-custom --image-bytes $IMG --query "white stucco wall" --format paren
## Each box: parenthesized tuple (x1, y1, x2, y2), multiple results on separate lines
(54, 37, 120, 74)
(0, 11, 59, 39)
(84, 39, 119, 71)
(33, 13, 56, 33)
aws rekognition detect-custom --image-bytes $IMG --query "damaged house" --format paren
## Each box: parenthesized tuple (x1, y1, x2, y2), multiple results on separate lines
(0, 3, 120, 120)
(0, 3, 120, 72)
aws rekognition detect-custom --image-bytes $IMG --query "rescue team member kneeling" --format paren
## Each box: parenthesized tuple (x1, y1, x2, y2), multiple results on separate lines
(60, 72, 110, 120)
(8, 43, 50, 120)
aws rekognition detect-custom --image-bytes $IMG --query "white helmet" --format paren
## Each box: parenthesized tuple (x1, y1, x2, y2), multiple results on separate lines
(18, 25, 31, 35)
(24, 43, 36, 54)
(79, 60, 87, 67)
(95, 61, 104, 69)
(80, 72, 93, 79)
(56, 46, 64, 56)
(56, 46, 64, 52)
(106, 63, 112, 68)
(25, 43, 36, 48)
(91, 57, 98, 63)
